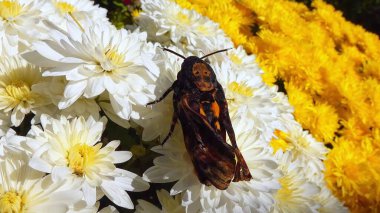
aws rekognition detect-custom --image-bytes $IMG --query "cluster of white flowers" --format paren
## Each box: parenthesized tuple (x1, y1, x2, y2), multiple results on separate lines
(0, 0, 347, 212)
(137, 0, 348, 212)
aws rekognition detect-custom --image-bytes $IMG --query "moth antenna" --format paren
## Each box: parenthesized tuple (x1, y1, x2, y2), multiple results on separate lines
(200, 48, 233, 59)
(161, 47, 186, 59)
(68, 12, 85, 32)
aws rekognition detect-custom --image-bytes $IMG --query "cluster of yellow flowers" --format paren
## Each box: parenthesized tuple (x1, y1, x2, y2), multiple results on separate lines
(175, 0, 380, 211)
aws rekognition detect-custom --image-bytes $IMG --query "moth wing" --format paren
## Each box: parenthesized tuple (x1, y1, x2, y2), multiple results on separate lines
(215, 83, 252, 181)
(177, 94, 236, 189)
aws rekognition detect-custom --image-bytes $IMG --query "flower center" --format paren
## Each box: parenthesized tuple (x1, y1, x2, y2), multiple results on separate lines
(0, 1, 22, 20)
(276, 176, 294, 203)
(105, 49, 124, 66)
(0, 191, 25, 213)
(228, 81, 254, 97)
(196, 25, 210, 35)
(56, 2, 75, 14)
(296, 137, 310, 149)
(66, 143, 101, 176)
(270, 129, 290, 153)
(176, 12, 190, 25)
(100, 49, 125, 72)
(229, 54, 243, 65)
(5, 80, 31, 102)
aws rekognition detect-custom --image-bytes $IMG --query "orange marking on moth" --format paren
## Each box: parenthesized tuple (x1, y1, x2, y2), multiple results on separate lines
(200, 105, 206, 117)
(215, 121, 221, 130)
(211, 101, 220, 118)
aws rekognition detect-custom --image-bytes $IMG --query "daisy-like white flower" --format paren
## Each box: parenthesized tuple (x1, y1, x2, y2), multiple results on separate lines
(136, 189, 184, 213)
(0, 148, 82, 212)
(33, 76, 101, 121)
(23, 19, 159, 120)
(0, 56, 51, 126)
(26, 115, 149, 209)
(272, 151, 320, 213)
(0, 0, 53, 55)
(143, 128, 280, 213)
(139, 0, 228, 50)
(47, 0, 108, 29)
(270, 115, 328, 183)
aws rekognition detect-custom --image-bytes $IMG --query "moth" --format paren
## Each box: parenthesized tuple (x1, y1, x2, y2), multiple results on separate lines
(147, 48, 252, 190)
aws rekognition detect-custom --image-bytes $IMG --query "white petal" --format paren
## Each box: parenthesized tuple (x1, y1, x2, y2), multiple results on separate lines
(115, 171, 150, 192)
(101, 180, 134, 209)
(110, 151, 132, 164)
(29, 157, 52, 173)
(83, 181, 97, 206)
(170, 173, 198, 195)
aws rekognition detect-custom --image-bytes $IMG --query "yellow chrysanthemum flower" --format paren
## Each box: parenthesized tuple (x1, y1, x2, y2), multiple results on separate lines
(325, 138, 380, 212)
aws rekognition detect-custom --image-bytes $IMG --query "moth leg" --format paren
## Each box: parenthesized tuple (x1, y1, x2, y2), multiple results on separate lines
(161, 112, 178, 145)
(146, 82, 175, 106)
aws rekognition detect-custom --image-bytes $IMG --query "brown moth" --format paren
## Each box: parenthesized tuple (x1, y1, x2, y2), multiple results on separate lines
(147, 48, 252, 190)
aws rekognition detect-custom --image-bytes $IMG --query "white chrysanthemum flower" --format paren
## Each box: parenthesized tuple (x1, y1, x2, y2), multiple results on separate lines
(23, 19, 159, 120)
(0, 56, 51, 126)
(213, 60, 286, 142)
(26, 115, 149, 209)
(271, 115, 328, 183)
(136, 189, 184, 213)
(143, 128, 280, 213)
(33, 77, 100, 120)
(272, 151, 320, 213)
(0, 0, 53, 55)
(0, 128, 25, 156)
(0, 149, 82, 212)
(139, 0, 228, 50)
(48, 0, 108, 29)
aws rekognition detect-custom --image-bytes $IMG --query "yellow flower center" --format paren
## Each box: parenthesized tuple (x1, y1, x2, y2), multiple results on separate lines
(56, 2, 76, 14)
(276, 176, 294, 203)
(5, 80, 31, 102)
(196, 25, 209, 35)
(176, 12, 190, 25)
(270, 129, 290, 153)
(105, 49, 124, 66)
(132, 9, 140, 18)
(297, 137, 310, 149)
(228, 81, 254, 97)
(0, 1, 22, 20)
(0, 191, 25, 213)
(67, 143, 101, 176)
(229, 54, 243, 65)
